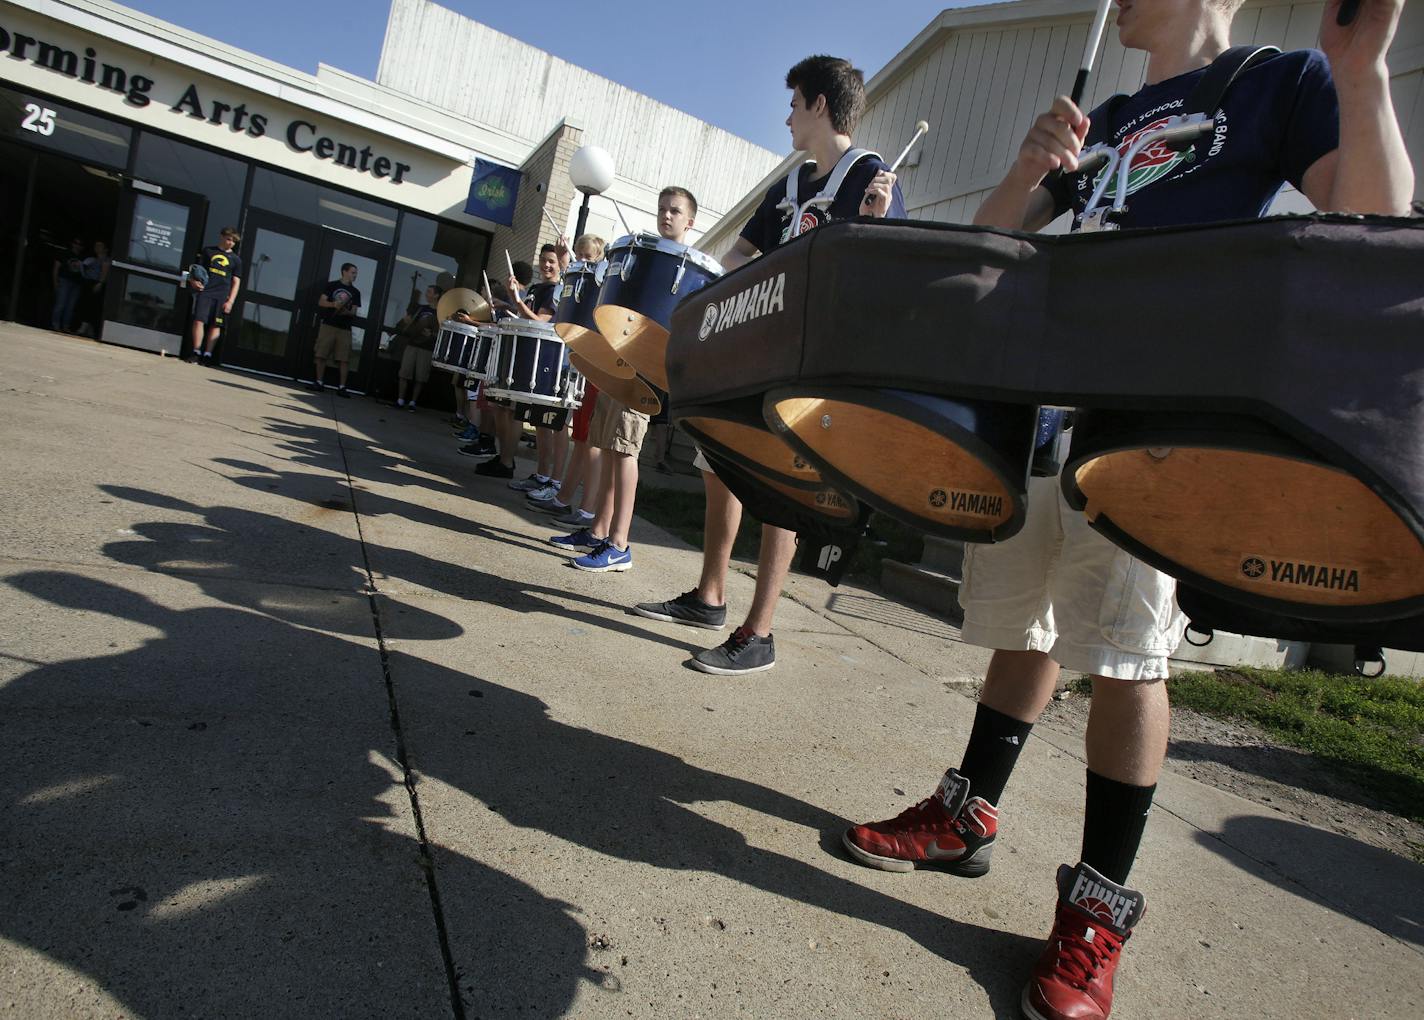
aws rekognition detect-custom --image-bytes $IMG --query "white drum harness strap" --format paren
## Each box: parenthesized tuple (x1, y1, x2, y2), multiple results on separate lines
(775, 147, 883, 238)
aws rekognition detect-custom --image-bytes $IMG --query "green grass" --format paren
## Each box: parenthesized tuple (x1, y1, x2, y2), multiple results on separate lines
(634, 486, 923, 581)
(1086, 667, 1424, 823)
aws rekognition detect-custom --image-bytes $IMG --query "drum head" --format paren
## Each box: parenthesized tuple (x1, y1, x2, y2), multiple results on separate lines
(1072, 446, 1424, 617)
(437, 287, 492, 323)
(765, 387, 1030, 543)
(680, 411, 823, 491)
(568, 351, 661, 416)
(557, 322, 637, 379)
(593, 305, 670, 391)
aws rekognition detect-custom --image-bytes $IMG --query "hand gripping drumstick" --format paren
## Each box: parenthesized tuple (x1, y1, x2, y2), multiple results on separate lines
(862, 120, 930, 211)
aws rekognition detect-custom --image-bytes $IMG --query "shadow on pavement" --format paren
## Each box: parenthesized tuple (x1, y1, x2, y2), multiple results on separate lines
(1195, 815, 1424, 949)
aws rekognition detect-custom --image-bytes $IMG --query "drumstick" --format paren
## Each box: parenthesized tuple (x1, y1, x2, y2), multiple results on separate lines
(862, 120, 929, 210)
(608, 196, 634, 238)
(542, 207, 563, 236)
(504, 249, 517, 290)
(889, 120, 930, 173)
(482, 270, 494, 302)
(1071, 0, 1115, 104)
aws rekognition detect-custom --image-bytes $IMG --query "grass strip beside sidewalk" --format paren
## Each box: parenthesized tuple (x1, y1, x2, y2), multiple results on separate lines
(1166, 667, 1424, 824)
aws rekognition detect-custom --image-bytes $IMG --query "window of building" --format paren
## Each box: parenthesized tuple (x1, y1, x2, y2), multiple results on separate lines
(0, 84, 131, 169)
(247, 168, 398, 244)
(132, 132, 249, 244)
(379, 212, 490, 357)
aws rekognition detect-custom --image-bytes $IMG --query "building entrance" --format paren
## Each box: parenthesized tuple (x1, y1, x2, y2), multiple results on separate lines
(227, 207, 390, 392)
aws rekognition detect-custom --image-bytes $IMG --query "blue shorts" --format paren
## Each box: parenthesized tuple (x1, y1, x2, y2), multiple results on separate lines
(192, 290, 226, 328)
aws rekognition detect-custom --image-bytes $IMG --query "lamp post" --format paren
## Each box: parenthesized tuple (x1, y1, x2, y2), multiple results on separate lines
(568, 145, 615, 240)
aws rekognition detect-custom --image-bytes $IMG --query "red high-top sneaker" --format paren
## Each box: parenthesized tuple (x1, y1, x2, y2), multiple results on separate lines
(1022, 862, 1146, 1020)
(842, 769, 998, 876)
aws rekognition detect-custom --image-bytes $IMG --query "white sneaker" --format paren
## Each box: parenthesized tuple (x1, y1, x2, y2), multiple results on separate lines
(526, 482, 561, 501)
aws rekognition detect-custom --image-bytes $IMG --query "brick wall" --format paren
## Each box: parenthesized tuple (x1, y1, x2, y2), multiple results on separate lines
(486, 121, 584, 283)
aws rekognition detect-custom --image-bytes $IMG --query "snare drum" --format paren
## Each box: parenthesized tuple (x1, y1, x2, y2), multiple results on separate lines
(485, 319, 584, 409)
(464, 324, 501, 382)
(594, 233, 722, 391)
(431, 321, 481, 374)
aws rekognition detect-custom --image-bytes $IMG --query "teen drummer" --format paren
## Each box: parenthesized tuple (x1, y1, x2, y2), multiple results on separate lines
(843, 3, 1413, 1019)
(632, 55, 905, 671)
(553, 187, 702, 572)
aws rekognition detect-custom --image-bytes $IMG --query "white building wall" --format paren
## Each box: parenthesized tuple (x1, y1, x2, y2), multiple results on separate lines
(375, 0, 782, 245)
(697, 0, 1423, 252)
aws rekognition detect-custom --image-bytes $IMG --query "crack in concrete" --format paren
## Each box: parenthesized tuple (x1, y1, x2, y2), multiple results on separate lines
(330, 403, 468, 1020)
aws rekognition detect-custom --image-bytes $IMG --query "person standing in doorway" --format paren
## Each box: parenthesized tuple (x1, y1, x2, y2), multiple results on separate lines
(310, 262, 361, 396)
(394, 283, 443, 410)
(51, 237, 87, 333)
(77, 240, 111, 338)
(188, 227, 243, 365)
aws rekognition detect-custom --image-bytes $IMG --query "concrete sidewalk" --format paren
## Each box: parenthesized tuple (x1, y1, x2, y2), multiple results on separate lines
(1, 324, 1419, 1019)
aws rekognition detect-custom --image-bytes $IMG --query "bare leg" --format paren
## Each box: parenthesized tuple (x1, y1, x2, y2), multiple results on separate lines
(560, 441, 589, 505)
(742, 524, 796, 636)
(189, 319, 204, 357)
(589, 455, 615, 535)
(978, 649, 1062, 723)
(696, 471, 742, 606)
(551, 427, 570, 484)
(313, 358, 328, 385)
(411, 381, 423, 404)
(535, 429, 552, 477)
(579, 447, 604, 512)
(1085, 677, 1170, 786)
(607, 453, 639, 549)
(398, 378, 411, 402)
(337, 360, 349, 388)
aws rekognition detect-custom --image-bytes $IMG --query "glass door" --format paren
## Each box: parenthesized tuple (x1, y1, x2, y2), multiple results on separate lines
(304, 230, 390, 393)
(227, 208, 319, 377)
(104, 179, 208, 356)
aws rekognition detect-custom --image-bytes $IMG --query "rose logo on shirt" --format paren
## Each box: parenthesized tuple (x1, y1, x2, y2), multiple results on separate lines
(1089, 116, 1189, 202)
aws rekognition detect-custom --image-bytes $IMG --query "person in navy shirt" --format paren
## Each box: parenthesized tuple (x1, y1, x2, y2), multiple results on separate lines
(846, 4, 1414, 1020)
(632, 54, 906, 676)
(187, 227, 242, 364)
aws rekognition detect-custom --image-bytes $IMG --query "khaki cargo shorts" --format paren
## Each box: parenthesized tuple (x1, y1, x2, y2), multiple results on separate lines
(315, 323, 352, 361)
(589, 391, 649, 456)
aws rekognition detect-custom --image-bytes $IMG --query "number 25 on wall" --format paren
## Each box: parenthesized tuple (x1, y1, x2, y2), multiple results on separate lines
(21, 103, 57, 137)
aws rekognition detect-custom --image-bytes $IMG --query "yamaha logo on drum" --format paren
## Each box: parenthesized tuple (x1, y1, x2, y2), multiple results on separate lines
(698, 272, 786, 340)
(931, 489, 1006, 518)
(1240, 554, 1361, 592)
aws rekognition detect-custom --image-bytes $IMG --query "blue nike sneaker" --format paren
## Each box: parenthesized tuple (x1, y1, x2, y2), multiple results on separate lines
(572, 541, 633, 573)
(550, 528, 603, 552)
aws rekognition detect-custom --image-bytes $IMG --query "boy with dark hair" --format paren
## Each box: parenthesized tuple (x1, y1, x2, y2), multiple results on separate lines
(633, 54, 904, 670)
(508, 241, 573, 495)
(187, 227, 243, 364)
(843, 3, 1413, 1018)
(310, 262, 360, 397)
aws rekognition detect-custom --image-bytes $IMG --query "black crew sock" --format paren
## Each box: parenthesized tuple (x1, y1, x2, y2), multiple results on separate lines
(956, 703, 1033, 806)
(1080, 769, 1157, 885)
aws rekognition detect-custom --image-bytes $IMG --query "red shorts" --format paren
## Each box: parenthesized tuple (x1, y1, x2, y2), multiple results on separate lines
(572, 382, 600, 443)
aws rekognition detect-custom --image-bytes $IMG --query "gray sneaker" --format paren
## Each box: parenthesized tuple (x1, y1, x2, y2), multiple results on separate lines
(632, 590, 727, 630)
(509, 473, 546, 492)
(691, 627, 775, 675)
(554, 506, 595, 527)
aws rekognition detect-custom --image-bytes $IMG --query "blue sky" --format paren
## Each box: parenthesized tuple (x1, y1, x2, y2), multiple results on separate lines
(120, 0, 990, 153)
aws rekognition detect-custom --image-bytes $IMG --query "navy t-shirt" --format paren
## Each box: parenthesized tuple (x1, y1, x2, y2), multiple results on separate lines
(405, 304, 438, 349)
(526, 280, 557, 316)
(741, 153, 908, 253)
(197, 246, 242, 293)
(321, 280, 362, 326)
(1046, 49, 1339, 230)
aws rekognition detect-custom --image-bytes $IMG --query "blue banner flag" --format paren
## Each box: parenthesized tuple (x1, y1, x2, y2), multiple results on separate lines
(465, 159, 522, 225)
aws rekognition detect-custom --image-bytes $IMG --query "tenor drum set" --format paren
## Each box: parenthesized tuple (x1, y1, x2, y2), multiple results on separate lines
(663, 213, 1424, 646)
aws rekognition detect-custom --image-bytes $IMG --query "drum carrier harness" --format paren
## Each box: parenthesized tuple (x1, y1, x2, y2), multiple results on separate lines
(776, 147, 884, 239)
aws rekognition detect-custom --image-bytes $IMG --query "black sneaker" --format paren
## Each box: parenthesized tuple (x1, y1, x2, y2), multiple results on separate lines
(336, 387, 351, 399)
(458, 442, 494, 459)
(475, 458, 515, 479)
(632, 590, 727, 630)
(306, 380, 324, 392)
(691, 626, 775, 675)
